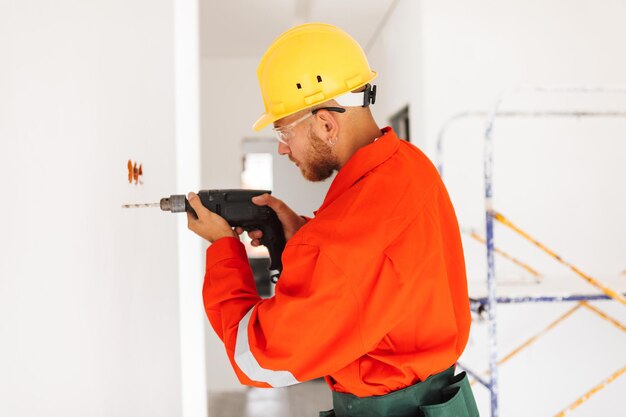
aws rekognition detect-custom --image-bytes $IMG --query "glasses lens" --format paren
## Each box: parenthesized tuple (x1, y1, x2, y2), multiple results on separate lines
(273, 129, 288, 144)
(272, 111, 315, 145)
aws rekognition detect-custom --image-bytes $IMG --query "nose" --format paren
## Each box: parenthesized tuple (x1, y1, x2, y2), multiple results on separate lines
(278, 141, 290, 155)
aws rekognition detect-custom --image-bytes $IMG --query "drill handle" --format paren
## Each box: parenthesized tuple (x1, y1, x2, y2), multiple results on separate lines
(185, 199, 198, 219)
(258, 211, 286, 283)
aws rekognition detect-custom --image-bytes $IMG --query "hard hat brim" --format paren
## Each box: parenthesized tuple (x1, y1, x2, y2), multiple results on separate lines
(252, 113, 275, 132)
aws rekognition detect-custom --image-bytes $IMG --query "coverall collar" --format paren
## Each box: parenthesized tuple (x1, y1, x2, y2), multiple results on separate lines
(315, 127, 400, 215)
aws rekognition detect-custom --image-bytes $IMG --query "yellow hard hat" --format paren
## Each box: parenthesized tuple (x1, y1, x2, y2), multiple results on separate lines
(252, 23, 377, 131)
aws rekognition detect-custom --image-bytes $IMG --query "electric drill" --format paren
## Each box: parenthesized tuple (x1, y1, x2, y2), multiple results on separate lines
(160, 189, 286, 282)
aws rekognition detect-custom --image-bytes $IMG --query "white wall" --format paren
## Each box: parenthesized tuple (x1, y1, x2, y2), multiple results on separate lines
(200, 57, 265, 190)
(422, 0, 626, 279)
(0, 1, 194, 416)
(368, 0, 423, 147)
(200, 57, 260, 392)
(175, 0, 208, 415)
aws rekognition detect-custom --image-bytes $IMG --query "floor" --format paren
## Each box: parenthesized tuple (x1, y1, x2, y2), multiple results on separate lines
(209, 379, 333, 417)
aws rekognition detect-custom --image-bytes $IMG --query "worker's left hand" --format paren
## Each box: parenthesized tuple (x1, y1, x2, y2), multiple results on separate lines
(186, 192, 237, 243)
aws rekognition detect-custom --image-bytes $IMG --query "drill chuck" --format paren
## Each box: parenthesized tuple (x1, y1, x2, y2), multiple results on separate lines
(160, 195, 187, 213)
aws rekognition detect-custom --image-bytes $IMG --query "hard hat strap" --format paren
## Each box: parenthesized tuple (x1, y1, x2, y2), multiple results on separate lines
(335, 84, 377, 108)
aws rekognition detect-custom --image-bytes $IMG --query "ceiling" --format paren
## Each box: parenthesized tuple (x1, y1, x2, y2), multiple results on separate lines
(200, 0, 398, 59)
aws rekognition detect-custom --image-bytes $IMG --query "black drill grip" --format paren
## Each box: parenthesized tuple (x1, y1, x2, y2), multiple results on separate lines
(258, 212, 286, 282)
(188, 189, 286, 281)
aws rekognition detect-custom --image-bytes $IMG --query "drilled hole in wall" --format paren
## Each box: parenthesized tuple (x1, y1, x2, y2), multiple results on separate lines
(127, 159, 144, 185)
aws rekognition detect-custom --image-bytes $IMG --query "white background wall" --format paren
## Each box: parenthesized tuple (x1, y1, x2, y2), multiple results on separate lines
(200, 56, 262, 392)
(368, 0, 423, 148)
(0, 1, 203, 416)
(421, 0, 626, 281)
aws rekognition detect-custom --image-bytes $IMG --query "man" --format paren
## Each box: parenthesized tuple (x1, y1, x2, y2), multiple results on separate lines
(187, 23, 478, 417)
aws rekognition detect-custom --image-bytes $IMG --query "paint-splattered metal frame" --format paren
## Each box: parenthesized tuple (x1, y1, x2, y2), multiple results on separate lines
(436, 86, 626, 417)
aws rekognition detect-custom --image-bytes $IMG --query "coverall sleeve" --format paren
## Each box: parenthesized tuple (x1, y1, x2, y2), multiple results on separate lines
(203, 236, 363, 388)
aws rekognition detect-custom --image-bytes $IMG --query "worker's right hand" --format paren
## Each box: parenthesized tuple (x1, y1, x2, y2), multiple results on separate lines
(186, 192, 237, 243)
(236, 193, 306, 244)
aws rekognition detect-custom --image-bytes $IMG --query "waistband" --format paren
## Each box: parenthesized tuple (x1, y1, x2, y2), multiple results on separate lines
(320, 366, 479, 417)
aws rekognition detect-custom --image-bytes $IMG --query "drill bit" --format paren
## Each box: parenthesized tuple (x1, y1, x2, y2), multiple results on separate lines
(121, 202, 161, 209)
(122, 195, 188, 213)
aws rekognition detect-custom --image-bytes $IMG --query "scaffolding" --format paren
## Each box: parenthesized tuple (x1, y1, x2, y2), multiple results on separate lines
(436, 86, 626, 417)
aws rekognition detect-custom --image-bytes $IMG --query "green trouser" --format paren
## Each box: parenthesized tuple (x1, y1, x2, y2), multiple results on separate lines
(319, 367, 479, 417)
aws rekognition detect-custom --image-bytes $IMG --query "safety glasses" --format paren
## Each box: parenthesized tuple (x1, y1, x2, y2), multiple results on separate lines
(272, 107, 345, 145)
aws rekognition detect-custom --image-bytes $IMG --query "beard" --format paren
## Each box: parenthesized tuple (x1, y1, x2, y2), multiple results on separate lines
(295, 128, 340, 182)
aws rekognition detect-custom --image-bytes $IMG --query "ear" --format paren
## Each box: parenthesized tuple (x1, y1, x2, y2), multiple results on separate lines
(313, 109, 340, 143)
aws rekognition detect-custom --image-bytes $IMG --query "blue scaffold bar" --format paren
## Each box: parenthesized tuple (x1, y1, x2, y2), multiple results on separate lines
(475, 293, 626, 305)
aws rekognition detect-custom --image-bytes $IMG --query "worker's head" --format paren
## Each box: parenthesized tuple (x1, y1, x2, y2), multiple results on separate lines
(253, 23, 379, 181)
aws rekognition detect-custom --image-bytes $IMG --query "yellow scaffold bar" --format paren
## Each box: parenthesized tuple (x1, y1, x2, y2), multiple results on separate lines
(498, 301, 626, 368)
(464, 229, 542, 279)
(493, 211, 626, 307)
(498, 304, 581, 365)
(581, 302, 626, 333)
(554, 364, 626, 417)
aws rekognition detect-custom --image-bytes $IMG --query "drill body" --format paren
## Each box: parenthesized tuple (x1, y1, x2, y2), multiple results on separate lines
(160, 189, 286, 281)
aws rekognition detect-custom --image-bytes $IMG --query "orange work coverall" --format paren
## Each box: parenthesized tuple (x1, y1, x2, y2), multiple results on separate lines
(203, 127, 471, 397)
